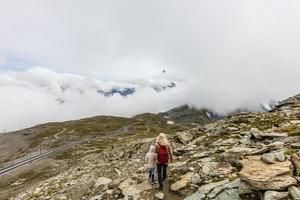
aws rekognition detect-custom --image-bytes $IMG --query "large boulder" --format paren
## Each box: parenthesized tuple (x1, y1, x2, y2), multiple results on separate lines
(239, 156, 296, 190)
(119, 178, 152, 200)
(267, 141, 285, 150)
(263, 191, 290, 200)
(170, 172, 201, 191)
(261, 153, 276, 164)
(226, 146, 268, 156)
(184, 179, 240, 200)
(176, 131, 194, 144)
(291, 143, 300, 149)
(94, 177, 112, 188)
(201, 162, 234, 178)
(288, 186, 300, 200)
(292, 153, 300, 176)
(250, 128, 287, 140)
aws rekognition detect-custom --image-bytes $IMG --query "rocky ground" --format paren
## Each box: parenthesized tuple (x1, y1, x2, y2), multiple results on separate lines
(2, 94, 300, 200)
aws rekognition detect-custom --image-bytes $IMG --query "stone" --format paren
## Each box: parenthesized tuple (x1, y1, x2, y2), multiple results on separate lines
(56, 195, 67, 200)
(291, 120, 300, 125)
(213, 138, 238, 146)
(94, 177, 112, 188)
(169, 161, 187, 168)
(263, 191, 290, 200)
(191, 151, 209, 159)
(184, 179, 230, 200)
(239, 155, 296, 190)
(201, 162, 233, 178)
(66, 174, 96, 200)
(167, 120, 174, 125)
(206, 179, 240, 199)
(177, 131, 194, 144)
(119, 178, 152, 200)
(289, 186, 300, 200)
(267, 141, 285, 150)
(292, 153, 300, 176)
(227, 146, 268, 156)
(227, 127, 240, 131)
(284, 136, 300, 144)
(10, 179, 26, 186)
(238, 181, 252, 196)
(261, 153, 276, 164)
(170, 172, 200, 191)
(275, 151, 286, 162)
(212, 189, 240, 200)
(291, 143, 300, 149)
(250, 128, 287, 140)
(154, 192, 164, 200)
(106, 190, 113, 195)
(261, 132, 288, 138)
(250, 128, 264, 140)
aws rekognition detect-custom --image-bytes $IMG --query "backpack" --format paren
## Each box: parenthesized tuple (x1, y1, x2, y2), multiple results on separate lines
(157, 144, 169, 164)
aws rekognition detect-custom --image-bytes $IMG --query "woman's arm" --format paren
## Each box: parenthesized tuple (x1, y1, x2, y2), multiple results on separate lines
(168, 145, 173, 162)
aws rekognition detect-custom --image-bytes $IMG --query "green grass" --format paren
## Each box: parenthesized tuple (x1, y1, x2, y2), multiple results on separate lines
(281, 125, 300, 136)
(233, 115, 287, 131)
(285, 148, 296, 155)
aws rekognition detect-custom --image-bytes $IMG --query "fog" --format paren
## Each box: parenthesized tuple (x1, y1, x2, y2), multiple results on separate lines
(0, 0, 300, 131)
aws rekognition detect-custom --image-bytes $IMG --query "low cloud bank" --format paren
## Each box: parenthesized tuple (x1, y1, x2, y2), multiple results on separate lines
(1, 67, 299, 132)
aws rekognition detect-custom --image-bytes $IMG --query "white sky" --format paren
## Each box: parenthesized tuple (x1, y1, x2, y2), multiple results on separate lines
(0, 0, 300, 131)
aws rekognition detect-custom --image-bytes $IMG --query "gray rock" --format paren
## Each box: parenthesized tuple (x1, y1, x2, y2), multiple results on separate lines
(206, 179, 240, 199)
(264, 191, 290, 200)
(191, 151, 209, 159)
(94, 177, 112, 188)
(291, 120, 300, 125)
(250, 128, 287, 140)
(291, 143, 300, 149)
(250, 128, 263, 140)
(177, 131, 193, 144)
(171, 172, 200, 192)
(90, 195, 103, 200)
(227, 127, 240, 131)
(292, 153, 300, 176)
(239, 155, 297, 190)
(238, 181, 252, 196)
(214, 138, 238, 146)
(275, 151, 286, 162)
(267, 141, 285, 150)
(213, 189, 240, 200)
(261, 153, 276, 164)
(226, 146, 268, 156)
(154, 192, 164, 200)
(288, 186, 300, 200)
(184, 179, 230, 200)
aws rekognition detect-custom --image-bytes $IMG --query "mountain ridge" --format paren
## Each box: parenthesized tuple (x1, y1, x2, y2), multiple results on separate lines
(1, 93, 300, 200)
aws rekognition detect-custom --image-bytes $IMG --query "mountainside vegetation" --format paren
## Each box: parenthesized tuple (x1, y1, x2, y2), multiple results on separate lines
(2, 94, 300, 200)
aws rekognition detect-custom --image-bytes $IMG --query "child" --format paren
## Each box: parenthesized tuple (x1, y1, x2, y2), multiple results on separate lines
(145, 145, 157, 184)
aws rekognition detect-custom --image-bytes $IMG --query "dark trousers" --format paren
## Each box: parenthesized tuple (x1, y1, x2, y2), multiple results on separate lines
(157, 164, 168, 189)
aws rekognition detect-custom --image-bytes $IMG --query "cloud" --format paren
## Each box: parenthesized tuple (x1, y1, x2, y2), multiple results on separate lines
(0, 1, 300, 130)
(0, 66, 299, 131)
(0, 67, 183, 131)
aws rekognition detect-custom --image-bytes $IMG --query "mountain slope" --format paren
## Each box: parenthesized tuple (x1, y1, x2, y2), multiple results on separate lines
(158, 105, 211, 125)
(2, 93, 300, 200)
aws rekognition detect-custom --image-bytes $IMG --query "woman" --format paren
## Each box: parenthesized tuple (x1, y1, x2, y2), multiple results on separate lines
(155, 133, 173, 190)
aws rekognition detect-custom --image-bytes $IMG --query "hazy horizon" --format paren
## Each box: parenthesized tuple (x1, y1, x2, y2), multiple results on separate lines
(1, 0, 300, 131)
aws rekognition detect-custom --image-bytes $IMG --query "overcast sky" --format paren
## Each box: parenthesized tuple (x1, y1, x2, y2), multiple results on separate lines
(0, 0, 300, 131)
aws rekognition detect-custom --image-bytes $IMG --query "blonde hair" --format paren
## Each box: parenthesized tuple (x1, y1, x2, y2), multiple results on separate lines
(149, 145, 156, 153)
(156, 133, 169, 146)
